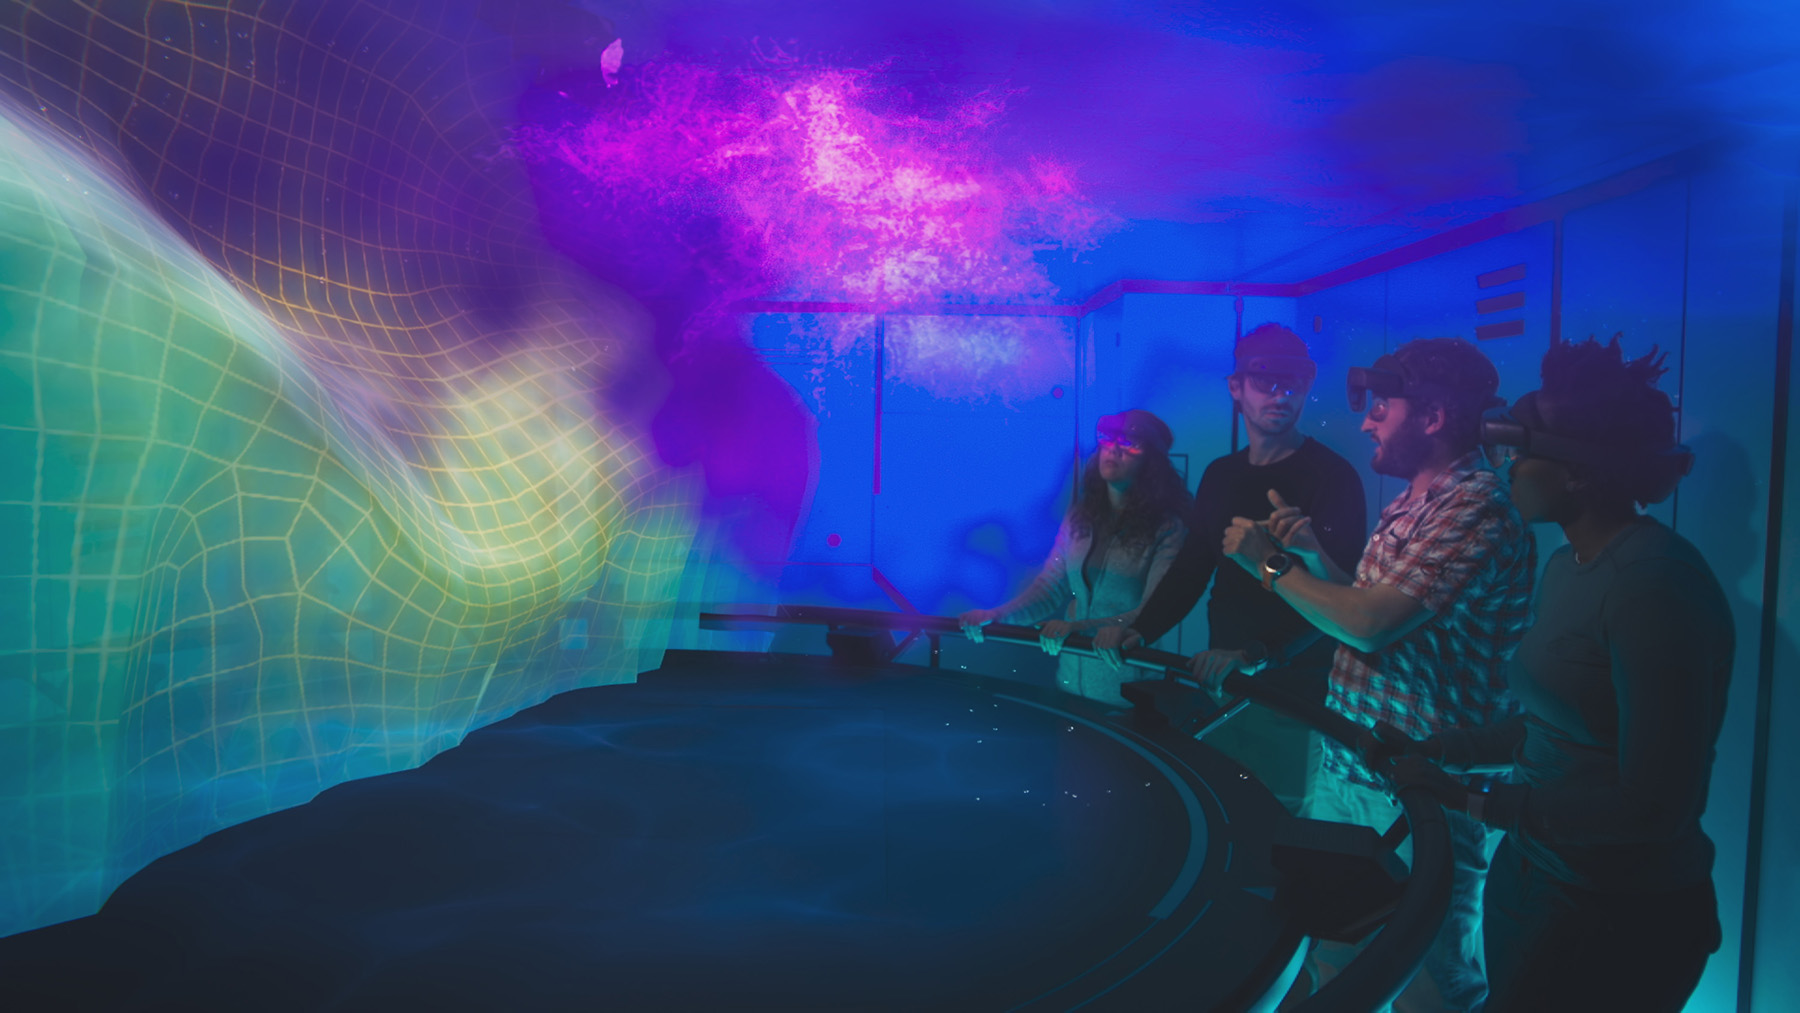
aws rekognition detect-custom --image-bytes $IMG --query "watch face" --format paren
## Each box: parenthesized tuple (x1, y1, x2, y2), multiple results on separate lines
(1264, 553, 1293, 576)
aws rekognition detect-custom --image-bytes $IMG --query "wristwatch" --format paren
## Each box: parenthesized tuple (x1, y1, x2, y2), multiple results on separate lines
(1260, 552, 1294, 592)
(1239, 640, 1270, 674)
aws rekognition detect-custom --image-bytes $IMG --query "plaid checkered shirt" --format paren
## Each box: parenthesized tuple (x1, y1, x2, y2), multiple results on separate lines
(1321, 450, 1536, 792)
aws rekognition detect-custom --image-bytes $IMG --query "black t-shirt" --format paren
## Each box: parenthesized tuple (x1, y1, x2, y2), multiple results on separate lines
(1135, 437, 1367, 667)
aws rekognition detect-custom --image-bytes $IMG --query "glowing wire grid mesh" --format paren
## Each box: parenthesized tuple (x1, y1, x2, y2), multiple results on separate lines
(0, 1, 694, 936)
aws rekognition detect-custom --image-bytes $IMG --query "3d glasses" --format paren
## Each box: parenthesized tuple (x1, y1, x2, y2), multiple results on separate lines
(1239, 372, 1312, 397)
(1480, 391, 1695, 501)
(1096, 411, 1172, 456)
(1237, 354, 1317, 387)
(1345, 354, 1411, 412)
(1097, 431, 1147, 454)
(1479, 393, 1617, 468)
(1347, 353, 1506, 414)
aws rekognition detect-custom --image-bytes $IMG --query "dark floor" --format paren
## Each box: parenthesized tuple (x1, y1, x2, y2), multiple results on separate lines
(0, 653, 1299, 1012)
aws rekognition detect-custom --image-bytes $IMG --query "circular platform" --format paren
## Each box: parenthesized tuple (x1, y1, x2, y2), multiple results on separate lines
(0, 652, 1305, 1011)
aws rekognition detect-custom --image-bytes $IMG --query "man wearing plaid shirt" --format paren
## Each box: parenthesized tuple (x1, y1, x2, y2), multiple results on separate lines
(1223, 337, 1534, 1012)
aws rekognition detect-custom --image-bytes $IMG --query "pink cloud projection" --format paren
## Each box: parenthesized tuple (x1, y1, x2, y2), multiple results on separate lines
(516, 61, 1115, 388)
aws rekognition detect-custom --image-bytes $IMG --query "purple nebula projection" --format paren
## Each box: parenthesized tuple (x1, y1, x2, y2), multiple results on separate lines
(512, 50, 1122, 556)
(518, 62, 1117, 309)
(515, 58, 1116, 371)
(650, 328, 814, 562)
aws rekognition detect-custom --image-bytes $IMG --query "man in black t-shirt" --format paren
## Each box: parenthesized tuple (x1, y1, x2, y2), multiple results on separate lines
(1095, 323, 1366, 812)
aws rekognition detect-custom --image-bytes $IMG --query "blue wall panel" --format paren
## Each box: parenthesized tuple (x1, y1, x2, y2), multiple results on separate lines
(1357, 226, 1555, 519)
(1763, 192, 1800, 1013)
(1561, 179, 1690, 354)
(1385, 224, 1553, 404)
(749, 314, 878, 568)
(1678, 163, 1790, 1013)
(1298, 273, 1391, 530)
(1078, 299, 1126, 435)
(1561, 179, 1691, 529)
(738, 314, 895, 619)
(873, 315, 1078, 618)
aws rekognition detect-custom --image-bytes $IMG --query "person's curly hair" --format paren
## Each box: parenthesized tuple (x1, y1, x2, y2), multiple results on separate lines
(1538, 335, 1684, 506)
(1068, 447, 1191, 550)
(1394, 337, 1501, 453)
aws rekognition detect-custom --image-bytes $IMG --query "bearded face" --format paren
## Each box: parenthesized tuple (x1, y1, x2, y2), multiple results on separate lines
(1365, 400, 1435, 479)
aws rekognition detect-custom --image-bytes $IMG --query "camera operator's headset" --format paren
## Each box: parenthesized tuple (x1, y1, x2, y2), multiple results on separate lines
(1347, 353, 1694, 505)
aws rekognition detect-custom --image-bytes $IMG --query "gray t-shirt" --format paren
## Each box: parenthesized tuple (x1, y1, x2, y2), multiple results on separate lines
(1502, 518, 1734, 892)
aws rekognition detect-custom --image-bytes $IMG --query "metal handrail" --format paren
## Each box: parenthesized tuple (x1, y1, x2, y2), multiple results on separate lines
(698, 604, 1455, 1013)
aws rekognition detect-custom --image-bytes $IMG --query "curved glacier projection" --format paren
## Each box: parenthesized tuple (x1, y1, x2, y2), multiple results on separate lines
(0, 0, 694, 938)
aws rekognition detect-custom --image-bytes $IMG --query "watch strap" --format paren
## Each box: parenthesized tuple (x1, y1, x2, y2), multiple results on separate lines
(1260, 553, 1290, 593)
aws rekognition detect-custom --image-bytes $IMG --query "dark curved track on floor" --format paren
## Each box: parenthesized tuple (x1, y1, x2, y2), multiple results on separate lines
(0, 652, 1304, 1012)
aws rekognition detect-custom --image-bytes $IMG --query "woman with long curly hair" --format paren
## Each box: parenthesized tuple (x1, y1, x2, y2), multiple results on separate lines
(959, 410, 1190, 704)
(1374, 336, 1730, 1012)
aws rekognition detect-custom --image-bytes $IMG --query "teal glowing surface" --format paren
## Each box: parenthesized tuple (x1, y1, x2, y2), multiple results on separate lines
(0, 3, 696, 936)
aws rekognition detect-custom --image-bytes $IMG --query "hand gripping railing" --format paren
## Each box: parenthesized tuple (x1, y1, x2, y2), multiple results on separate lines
(698, 605, 1455, 1013)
